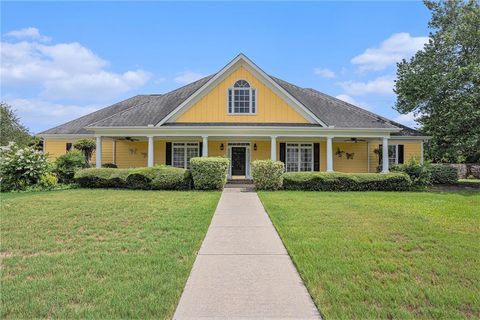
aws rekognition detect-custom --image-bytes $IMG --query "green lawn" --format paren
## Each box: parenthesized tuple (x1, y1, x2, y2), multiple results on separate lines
(258, 191, 480, 319)
(1, 189, 220, 319)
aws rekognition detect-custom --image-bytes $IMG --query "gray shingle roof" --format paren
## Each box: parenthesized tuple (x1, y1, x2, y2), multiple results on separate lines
(87, 75, 214, 128)
(39, 72, 423, 136)
(271, 77, 396, 129)
(270, 77, 423, 136)
(39, 95, 158, 134)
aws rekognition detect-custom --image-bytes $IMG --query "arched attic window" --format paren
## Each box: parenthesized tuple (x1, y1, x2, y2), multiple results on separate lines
(227, 80, 256, 114)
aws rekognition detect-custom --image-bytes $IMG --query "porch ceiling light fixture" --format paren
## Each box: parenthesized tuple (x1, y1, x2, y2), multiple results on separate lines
(220, 143, 224, 151)
(254, 143, 257, 151)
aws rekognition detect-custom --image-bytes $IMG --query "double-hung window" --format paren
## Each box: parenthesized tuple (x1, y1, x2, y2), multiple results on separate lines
(378, 144, 399, 169)
(172, 142, 199, 169)
(227, 80, 256, 114)
(286, 143, 313, 172)
(388, 145, 399, 165)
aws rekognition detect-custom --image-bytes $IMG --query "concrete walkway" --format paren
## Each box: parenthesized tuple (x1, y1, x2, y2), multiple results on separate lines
(173, 187, 321, 319)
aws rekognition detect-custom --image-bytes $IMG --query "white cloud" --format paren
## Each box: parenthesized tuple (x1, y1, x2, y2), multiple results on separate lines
(335, 94, 371, 110)
(314, 67, 336, 78)
(394, 112, 419, 128)
(338, 75, 395, 96)
(1, 30, 151, 101)
(5, 98, 100, 133)
(351, 32, 429, 72)
(42, 70, 150, 100)
(174, 71, 205, 84)
(4, 27, 51, 42)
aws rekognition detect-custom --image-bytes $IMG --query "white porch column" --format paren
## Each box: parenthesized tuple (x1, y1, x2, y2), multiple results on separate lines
(326, 136, 334, 172)
(270, 136, 277, 161)
(420, 141, 424, 164)
(147, 136, 154, 167)
(367, 142, 371, 173)
(382, 137, 389, 173)
(95, 136, 102, 168)
(202, 136, 208, 157)
(112, 140, 116, 165)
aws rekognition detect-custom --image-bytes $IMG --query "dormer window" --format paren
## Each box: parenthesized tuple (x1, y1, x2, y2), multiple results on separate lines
(227, 80, 256, 114)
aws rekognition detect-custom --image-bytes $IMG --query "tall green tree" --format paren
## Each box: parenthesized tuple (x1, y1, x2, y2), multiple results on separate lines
(0, 102, 32, 147)
(395, 0, 480, 163)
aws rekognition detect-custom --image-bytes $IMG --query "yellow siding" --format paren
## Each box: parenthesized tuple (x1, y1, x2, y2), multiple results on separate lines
(333, 142, 369, 173)
(319, 141, 327, 172)
(252, 141, 271, 161)
(153, 140, 166, 166)
(176, 66, 309, 123)
(114, 140, 147, 168)
(44, 139, 72, 159)
(208, 141, 227, 157)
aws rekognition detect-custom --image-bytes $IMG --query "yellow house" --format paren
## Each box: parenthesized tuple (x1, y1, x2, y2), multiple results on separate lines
(38, 54, 428, 179)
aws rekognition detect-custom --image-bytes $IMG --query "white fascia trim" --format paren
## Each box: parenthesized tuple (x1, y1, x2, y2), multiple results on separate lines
(36, 133, 94, 139)
(156, 54, 327, 127)
(390, 136, 431, 140)
(87, 125, 400, 133)
(86, 127, 400, 139)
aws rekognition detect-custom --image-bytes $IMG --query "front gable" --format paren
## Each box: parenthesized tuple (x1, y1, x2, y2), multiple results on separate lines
(174, 66, 310, 124)
(158, 54, 326, 126)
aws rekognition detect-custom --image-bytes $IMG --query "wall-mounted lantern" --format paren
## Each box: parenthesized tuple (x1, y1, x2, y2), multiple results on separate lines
(220, 143, 224, 151)
(254, 143, 257, 151)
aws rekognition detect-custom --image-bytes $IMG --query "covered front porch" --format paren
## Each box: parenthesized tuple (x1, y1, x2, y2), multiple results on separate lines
(92, 126, 419, 177)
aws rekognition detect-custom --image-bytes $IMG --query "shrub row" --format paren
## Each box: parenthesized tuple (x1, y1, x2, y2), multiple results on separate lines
(281, 172, 412, 191)
(74, 166, 192, 190)
(251, 160, 284, 190)
(74, 157, 230, 190)
(430, 164, 458, 184)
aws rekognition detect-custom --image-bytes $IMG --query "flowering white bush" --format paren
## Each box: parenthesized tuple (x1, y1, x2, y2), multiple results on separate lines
(0, 142, 51, 192)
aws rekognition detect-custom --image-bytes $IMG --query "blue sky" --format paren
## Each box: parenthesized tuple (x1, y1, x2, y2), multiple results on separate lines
(1, 1, 431, 133)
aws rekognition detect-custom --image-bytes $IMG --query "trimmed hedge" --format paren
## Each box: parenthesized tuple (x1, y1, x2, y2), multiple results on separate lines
(251, 160, 284, 190)
(74, 165, 191, 190)
(190, 157, 229, 190)
(283, 172, 412, 191)
(430, 164, 458, 184)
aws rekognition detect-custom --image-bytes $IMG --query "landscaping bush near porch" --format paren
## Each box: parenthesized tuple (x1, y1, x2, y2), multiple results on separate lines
(190, 157, 229, 190)
(74, 165, 191, 190)
(283, 172, 412, 191)
(251, 160, 284, 190)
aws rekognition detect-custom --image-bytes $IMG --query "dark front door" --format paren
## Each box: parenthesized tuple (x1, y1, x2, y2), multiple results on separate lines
(231, 147, 246, 176)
